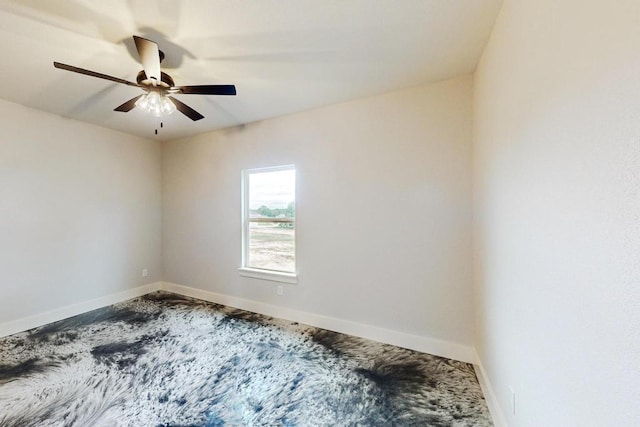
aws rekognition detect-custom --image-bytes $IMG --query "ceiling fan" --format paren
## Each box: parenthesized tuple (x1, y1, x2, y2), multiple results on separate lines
(53, 35, 236, 122)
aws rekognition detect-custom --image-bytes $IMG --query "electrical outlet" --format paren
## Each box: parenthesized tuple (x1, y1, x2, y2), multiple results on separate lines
(142, 269, 149, 278)
(277, 285, 284, 296)
(509, 386, 516, 416)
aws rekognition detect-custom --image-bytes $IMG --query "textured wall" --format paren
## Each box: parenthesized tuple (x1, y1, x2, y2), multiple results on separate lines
(162, 76, 474, 350)
(0, 99, 162, 323)
(473, 0, 640, 425)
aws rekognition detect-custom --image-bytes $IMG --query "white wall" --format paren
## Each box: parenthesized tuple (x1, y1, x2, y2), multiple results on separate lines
(0, 99, 162, 324)
(473, 1, 640, 426)
(163, 76, 474, 357)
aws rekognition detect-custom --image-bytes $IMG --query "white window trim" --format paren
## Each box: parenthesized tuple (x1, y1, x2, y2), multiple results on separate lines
(238, 267, 298, 284)
(240, 165, 297, 284)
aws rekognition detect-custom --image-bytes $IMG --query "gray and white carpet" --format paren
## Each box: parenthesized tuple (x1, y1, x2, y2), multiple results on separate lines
(0, 292, 493, 426)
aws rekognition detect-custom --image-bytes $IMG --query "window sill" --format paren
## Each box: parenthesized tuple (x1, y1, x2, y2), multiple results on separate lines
(238, 267, 298, 284)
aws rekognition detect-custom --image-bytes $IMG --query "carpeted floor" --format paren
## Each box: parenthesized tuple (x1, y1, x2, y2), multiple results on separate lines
(0, 292, 493, 426)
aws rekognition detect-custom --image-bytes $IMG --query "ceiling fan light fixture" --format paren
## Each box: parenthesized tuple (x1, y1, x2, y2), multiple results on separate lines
(135, 91, 175, 117)
(161, 96, 176, 115)
(135, 91, 153, 110)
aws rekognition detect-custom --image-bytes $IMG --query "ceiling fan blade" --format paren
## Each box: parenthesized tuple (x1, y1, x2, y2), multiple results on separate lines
(171, 85, 237, 95)
(53, 62, 141, 88)
(114, 95, 144, 112)
(133, 35, 161, 82)
(168, 96, 204, 121)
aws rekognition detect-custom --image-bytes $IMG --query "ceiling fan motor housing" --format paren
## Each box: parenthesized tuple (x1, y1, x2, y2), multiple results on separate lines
(136, 70, 175, 89)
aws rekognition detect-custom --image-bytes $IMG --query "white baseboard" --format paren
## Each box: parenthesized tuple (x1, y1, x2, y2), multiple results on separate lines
(0, 282, 162, 338)
(474, 351, 508, 427)
(160, 281, 477, 364)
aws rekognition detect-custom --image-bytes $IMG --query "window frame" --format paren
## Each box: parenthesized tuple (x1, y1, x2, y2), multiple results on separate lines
(239, 164, 297, 284)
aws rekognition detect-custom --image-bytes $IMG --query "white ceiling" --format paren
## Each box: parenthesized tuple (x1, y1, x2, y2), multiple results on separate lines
(0, 0, 501, 141)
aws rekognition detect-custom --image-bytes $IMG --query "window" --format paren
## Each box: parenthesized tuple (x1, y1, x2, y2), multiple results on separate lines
(240, 165, 296, 283)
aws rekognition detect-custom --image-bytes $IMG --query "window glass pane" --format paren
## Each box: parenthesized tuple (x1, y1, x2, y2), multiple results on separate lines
(248, 221, 295, 272)
(249, 169, 295, 219)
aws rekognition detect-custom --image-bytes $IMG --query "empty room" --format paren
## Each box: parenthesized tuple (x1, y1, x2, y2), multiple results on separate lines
(0, 1, 637, 426)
